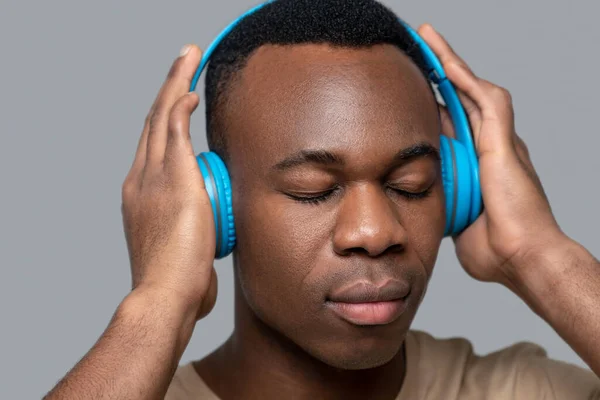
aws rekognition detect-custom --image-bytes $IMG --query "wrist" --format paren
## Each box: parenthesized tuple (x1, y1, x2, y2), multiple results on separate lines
(133, 279, 207, 316)
(121, 285, 199, 352)
(507, 233, 585, 312)
(511, 233, 578, 282)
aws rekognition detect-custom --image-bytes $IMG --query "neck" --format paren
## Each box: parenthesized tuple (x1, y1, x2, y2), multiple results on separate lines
(195, 281, 407, 400)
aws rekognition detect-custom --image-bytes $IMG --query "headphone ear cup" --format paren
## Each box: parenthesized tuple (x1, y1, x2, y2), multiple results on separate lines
(440, 135, 473, 236)
(196, 152, 236, 259)
(210, 153, 236, 258)
(439, 135, 455, 236)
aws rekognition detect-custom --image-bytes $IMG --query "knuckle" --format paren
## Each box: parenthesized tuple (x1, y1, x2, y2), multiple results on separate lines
(144, 112, 153, 127)
(492, 86, 512, 103)
(168, 107, 185, 135)
(166, 59, 181, 80)
(463, 101, 478, 115)
(121, 176, 138, 203)
(167, 105, 179, 130)
(147, 171, 170, 193)
(148, 104, 165, 130)
(139, 180, 171, 213)
(163, 149, 179, 171)
(517, 136, 530, 154)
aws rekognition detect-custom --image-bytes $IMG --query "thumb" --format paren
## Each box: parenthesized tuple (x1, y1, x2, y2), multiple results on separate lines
(164, 91, 201, 171)
(196, 265, 218, 320)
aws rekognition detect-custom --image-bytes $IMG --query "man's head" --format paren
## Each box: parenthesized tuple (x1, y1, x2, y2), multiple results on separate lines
(205, 0, 445, 370)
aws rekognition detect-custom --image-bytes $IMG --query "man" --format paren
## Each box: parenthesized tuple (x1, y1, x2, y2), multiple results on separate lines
(45, 0, 600, 399)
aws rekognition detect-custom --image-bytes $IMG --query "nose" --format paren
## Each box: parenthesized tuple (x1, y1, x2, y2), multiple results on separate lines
(332, 183, 407, 257)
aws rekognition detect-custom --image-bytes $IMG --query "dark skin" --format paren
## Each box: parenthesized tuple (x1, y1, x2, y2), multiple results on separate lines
(194, 43, 445, 400)
(45, 24, 600, 400)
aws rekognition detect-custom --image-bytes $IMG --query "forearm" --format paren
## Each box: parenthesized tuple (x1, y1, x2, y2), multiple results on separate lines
(44, 287, 197, 400)
(511, 237, 600, 376)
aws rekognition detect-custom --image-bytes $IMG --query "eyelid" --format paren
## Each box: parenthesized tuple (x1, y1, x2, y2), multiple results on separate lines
(284, 186, 340, 205)
(388, 174, 436, 188)
(387, 181, 431, 192)
(387, 165, 438, 185)
(283, 185, 339, 197)
(391, 187, 433, 200)
(284, 177, 436, 205)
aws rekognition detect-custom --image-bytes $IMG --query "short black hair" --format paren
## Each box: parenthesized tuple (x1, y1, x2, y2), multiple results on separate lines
(204, 0, 433, 161)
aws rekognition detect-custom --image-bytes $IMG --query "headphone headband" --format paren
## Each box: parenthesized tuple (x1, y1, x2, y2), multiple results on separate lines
(190, 1, 274, 91)
(191, 0, 482, 233)
(400, 22, 481, 223)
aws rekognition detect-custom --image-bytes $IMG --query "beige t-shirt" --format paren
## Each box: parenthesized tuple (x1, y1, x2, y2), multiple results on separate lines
(165, 330, 600, 399)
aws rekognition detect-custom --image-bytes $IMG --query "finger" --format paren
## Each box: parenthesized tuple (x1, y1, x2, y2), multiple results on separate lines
(513, 134, 532, 168)
(512, 133, 544, 192)
(451, 213, 496, 280)
(439, 105, 455, 138)
(417, 24, 471, 72)
(128, 114, 151, 181)
(197, 266, 218, 320)
(164, 91, 201, 172)
(417, 25, 484, 143)
(444, 63, 514, 155)
(131, 46, 196, 179)
(455, 87, 481, 128)
(130, 61, 185, 179)
(439, 88, 482, 138)
(455, 87, 484, 145)
(146, 44, 202, 167)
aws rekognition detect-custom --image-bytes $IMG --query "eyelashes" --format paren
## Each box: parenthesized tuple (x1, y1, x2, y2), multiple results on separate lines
(391, 186, 434, 200)
(287, 188, 338, 205)
(286, 184, 434, 206)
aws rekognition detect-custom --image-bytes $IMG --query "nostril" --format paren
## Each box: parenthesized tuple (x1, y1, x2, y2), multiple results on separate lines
(387, 244, 405, 254)
(341, 243, 404, 258)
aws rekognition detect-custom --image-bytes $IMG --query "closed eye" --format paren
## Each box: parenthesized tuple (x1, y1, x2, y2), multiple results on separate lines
(284, 183, 434, 205)
(285, 187, 339, 205)
(387, 183, 434, 200)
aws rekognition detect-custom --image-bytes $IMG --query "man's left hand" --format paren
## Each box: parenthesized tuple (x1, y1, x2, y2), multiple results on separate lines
(418, 24, 570, 289)
(418, 24, 600, 378)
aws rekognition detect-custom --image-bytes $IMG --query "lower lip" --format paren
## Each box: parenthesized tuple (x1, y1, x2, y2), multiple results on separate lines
(326, 299, 407, 326)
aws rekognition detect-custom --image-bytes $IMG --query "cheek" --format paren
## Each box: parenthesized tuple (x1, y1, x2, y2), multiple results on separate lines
(232, 187, 332, 323)
(231, 179, 445, 321)
(404, 183, 446, 277)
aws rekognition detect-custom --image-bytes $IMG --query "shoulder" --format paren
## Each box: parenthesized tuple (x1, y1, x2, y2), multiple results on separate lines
(406, 330, 600, 399)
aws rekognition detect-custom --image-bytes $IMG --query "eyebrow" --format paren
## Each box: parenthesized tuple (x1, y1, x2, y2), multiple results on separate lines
(392, 142, 441, 164)
(272, 142, 440, 172)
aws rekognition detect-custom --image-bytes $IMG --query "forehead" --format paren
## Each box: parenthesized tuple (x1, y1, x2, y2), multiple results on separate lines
(222, 43, 439, 169)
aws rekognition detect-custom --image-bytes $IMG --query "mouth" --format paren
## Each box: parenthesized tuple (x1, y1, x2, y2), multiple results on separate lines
(325, 279, 411, 326)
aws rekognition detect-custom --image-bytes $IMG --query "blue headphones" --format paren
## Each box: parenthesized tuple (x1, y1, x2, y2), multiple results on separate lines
(190, 1, 482, 259)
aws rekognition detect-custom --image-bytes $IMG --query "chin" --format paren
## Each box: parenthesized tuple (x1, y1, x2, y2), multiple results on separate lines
(318, 342, 403, 370)
(306, 329, 407, 370)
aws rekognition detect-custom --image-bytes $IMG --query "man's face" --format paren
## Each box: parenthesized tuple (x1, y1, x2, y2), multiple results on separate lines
(224, 43, 445, 369)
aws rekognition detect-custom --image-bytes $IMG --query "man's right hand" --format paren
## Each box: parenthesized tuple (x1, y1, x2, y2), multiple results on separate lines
(121, 43, 218, 321)
(44, 45, 217, 400)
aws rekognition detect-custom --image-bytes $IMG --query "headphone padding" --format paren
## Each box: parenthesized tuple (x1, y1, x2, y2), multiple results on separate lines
(196, 152, 236, 259)
(446, 138, 473, 236)
(439, 135, 455, 236)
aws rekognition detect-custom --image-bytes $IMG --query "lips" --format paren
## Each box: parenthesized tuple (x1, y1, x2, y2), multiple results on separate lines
(326, 279, 411, 326)
(328, 280, 410, 303)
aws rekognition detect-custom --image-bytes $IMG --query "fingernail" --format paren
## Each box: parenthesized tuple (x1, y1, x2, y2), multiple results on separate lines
(179, 44, 191, 57)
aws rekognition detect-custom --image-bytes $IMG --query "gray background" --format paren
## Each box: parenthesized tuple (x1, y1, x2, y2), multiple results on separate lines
(1, 0, 598, 398)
